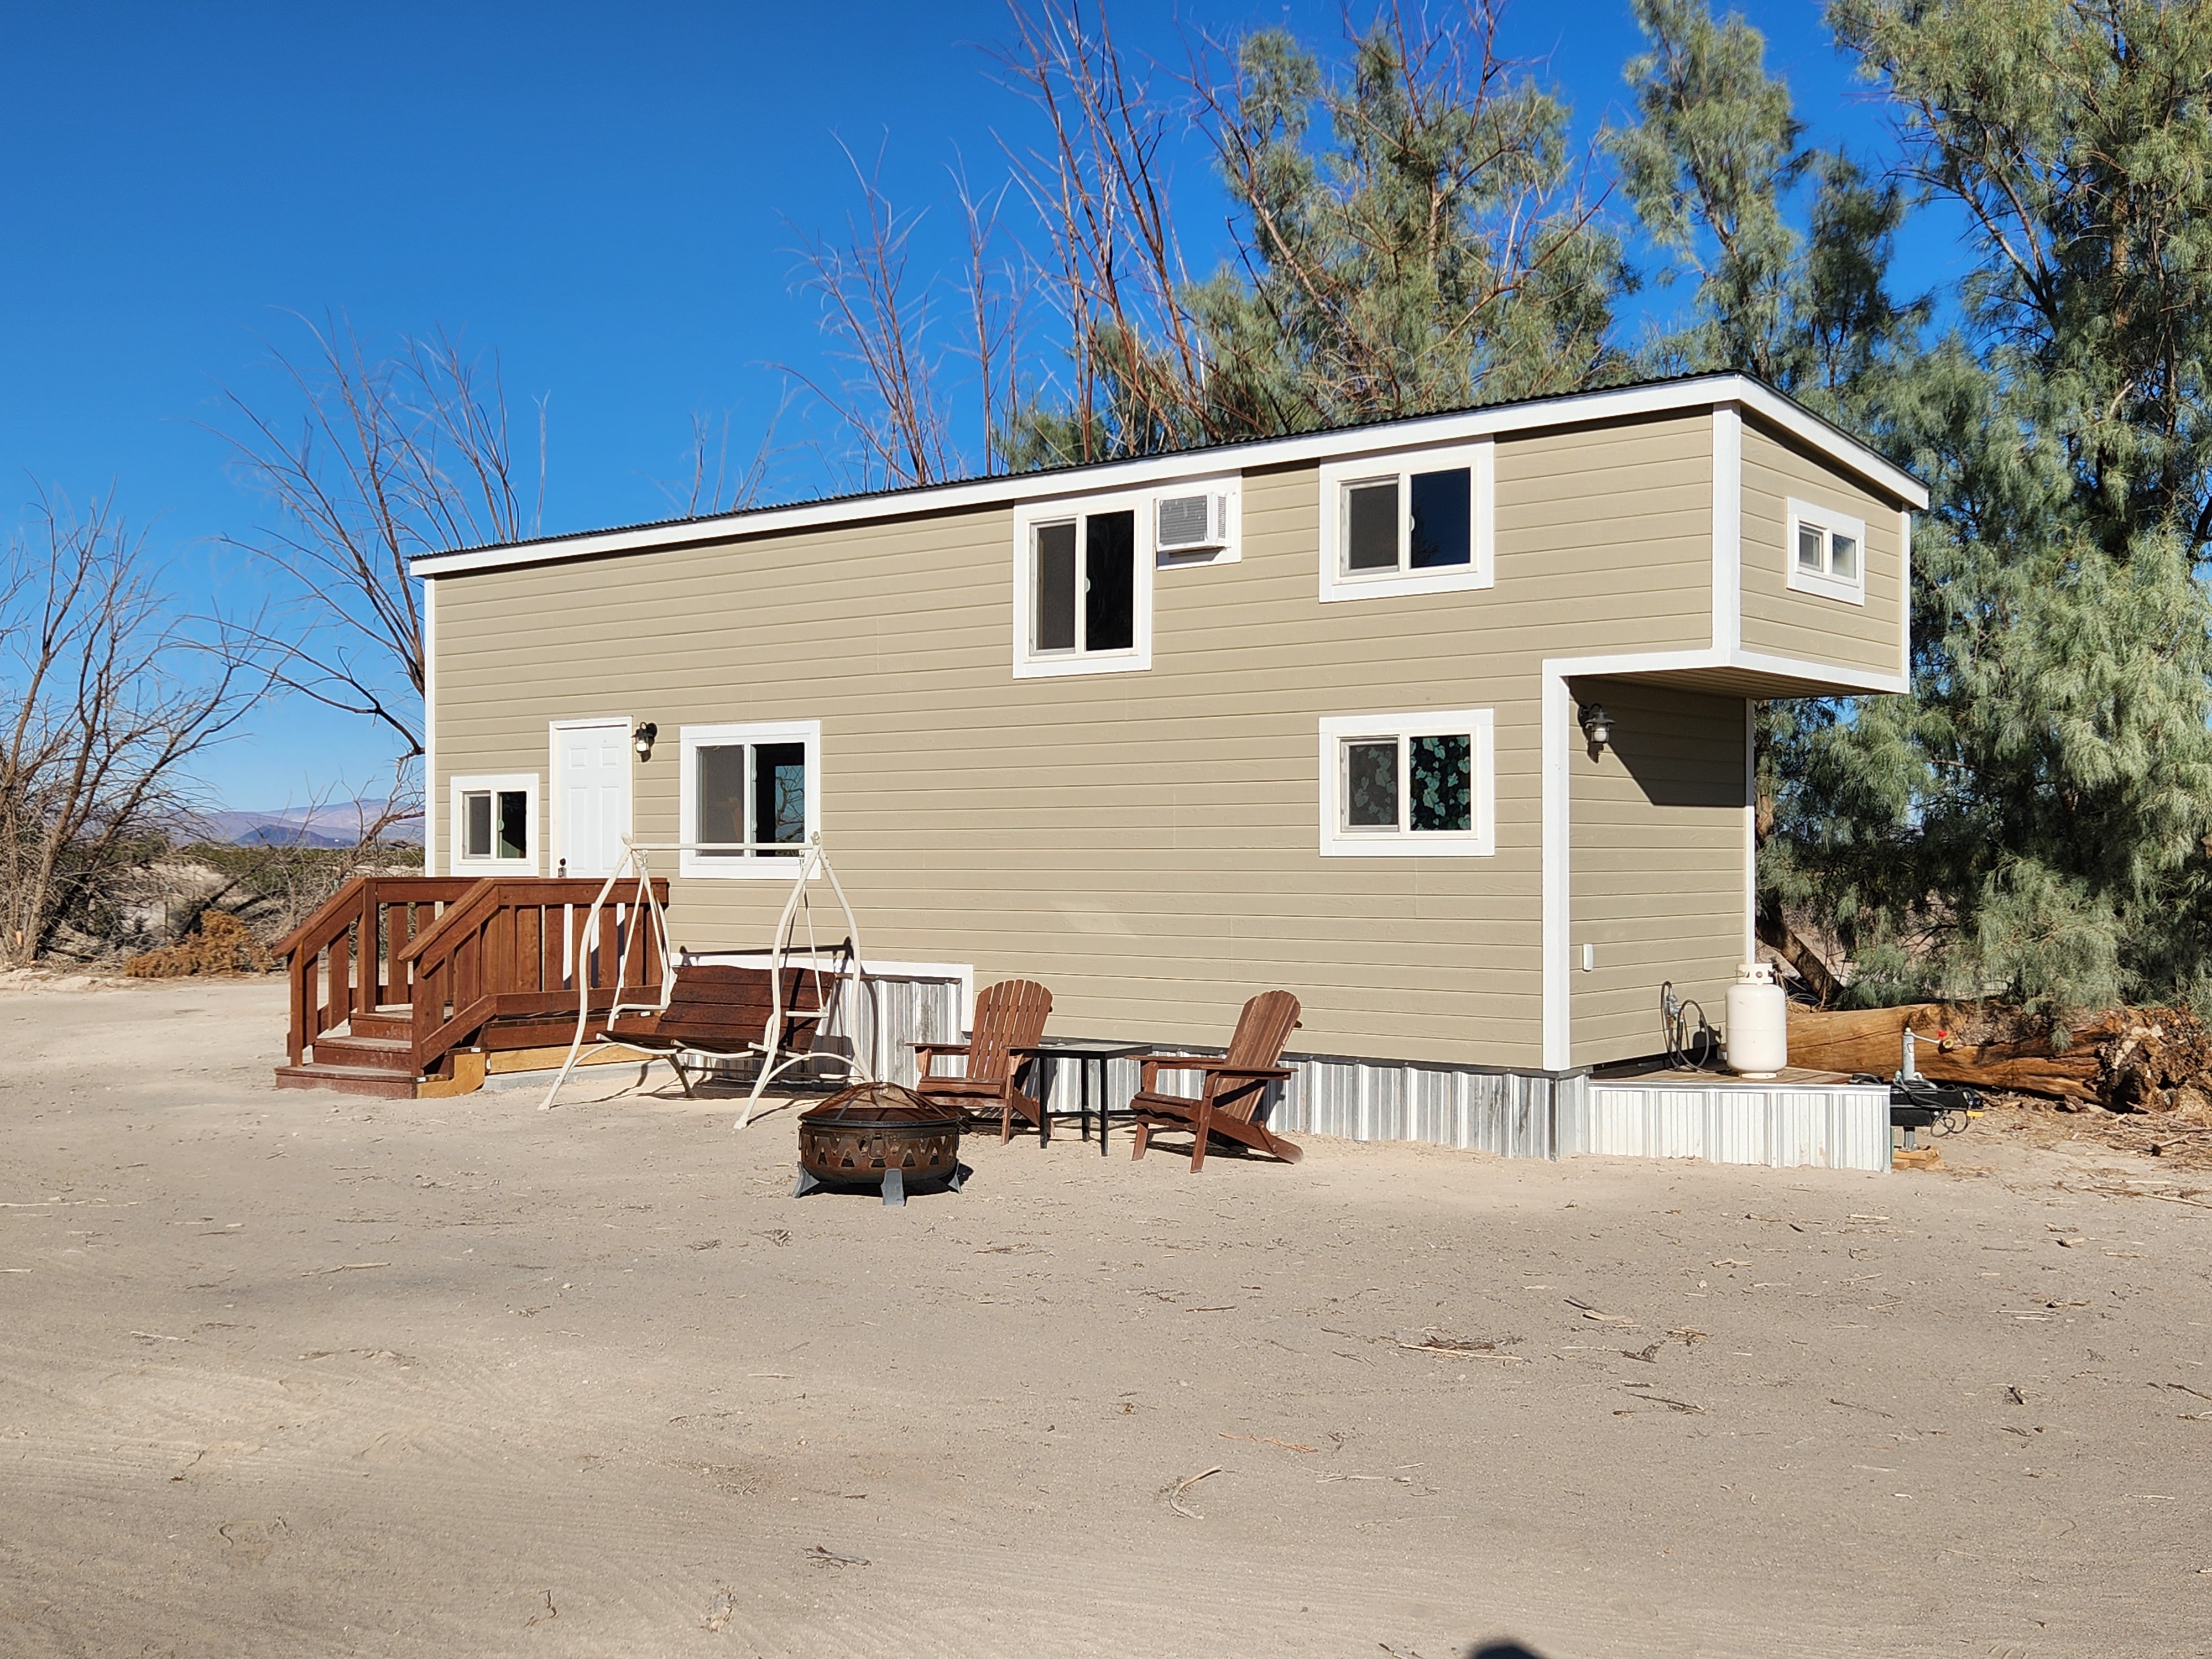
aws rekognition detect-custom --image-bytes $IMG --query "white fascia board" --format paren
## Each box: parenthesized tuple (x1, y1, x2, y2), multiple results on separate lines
(1712, 405, 1742, 655)
(1729, 649, 1907, 697)
(412, 374, 1923, 580)
(1540, 674, 1573, 1072)
(421, 576, 436, 874)
(1543, 646, 1906, 697)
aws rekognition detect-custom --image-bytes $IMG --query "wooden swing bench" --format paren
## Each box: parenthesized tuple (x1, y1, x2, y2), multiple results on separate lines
(591, 943, 853, 1100)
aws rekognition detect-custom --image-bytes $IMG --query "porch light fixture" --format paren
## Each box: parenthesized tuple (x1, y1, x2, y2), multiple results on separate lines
(1577, 703, 1613, 752)
(633, 721, 659, 762)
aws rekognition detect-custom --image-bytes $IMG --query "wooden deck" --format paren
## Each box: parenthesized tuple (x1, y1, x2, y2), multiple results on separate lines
(273, 877, 668, 1097)
(1588, 1059, 1858, 1087)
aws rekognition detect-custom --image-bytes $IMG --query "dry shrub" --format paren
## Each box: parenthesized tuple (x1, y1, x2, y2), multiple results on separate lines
(123, 910, 272, 978)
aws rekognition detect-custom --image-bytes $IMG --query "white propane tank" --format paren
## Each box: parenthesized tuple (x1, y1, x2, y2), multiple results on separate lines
(1724, 962, 1788, 1078)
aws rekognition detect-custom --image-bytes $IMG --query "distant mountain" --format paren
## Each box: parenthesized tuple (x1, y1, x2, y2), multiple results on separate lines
(188, 801, 426, 848)
(232, 823, 353, 848)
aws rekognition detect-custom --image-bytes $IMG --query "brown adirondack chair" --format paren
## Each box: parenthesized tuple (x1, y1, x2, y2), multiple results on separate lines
(912, 979, 1053, 1144)
(1129, 990, 1303, 1172)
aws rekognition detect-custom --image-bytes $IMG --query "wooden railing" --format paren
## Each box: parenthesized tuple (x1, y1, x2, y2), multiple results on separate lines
(273, 878, 476, 1067)
(398, 878, 670, 1081)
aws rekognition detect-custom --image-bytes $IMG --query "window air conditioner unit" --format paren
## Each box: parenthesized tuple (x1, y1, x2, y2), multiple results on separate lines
(1155, 491, 1230, 554)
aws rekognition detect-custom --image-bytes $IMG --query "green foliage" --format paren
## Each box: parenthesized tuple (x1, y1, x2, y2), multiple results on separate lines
(1191, 19, 1629, 429)
(994, 0, 2212, 1019)
(1004, 7, 1631, 463)
(1609, 0, 1926, 414)
(1791, 0, 2212, 1015)
(1614, 0, 2212, 1017)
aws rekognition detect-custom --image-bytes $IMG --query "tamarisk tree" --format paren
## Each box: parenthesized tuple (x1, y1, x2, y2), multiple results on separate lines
(1635, 0, 2212, 1017)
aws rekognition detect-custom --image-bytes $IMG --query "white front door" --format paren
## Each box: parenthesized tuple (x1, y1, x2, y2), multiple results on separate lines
(550, 718, 632, 878)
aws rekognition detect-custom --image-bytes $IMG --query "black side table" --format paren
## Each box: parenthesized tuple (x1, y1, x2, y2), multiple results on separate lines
(1028, 1039, 1150, 1155)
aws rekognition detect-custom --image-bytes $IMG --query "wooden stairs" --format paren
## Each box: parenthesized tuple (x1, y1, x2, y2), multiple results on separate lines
(273, 875, 670, 1101)
(274, 1006, 420, 1099)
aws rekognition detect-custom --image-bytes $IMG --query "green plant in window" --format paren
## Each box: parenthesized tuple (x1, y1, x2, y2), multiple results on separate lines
(1345, 741, 1399, 827)
(1410, 735, 1471, 832)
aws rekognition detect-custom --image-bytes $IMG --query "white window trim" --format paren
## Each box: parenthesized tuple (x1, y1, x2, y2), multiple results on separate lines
(1010, 488, 1156, 679)
(1317, 439, 1494, 603)
(448, 773, 540, 874)
(1785, 495, 1867, 606)
(1317, 709, 1496, 858)
(1151, 471, 1243, 568)
(678, 720, 823, 880)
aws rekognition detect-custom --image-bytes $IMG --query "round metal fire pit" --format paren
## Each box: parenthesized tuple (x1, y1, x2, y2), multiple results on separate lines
(794, 1081, 967, 1205)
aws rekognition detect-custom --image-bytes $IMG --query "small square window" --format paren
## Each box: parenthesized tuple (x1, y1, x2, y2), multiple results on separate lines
(1318, 712, 1494, 857)
(450, 774, 537, 871)
(1318, 443, 1492, 603)
(693, 739, 808, 857)
(1786, 498, 1869, 605)
(679, 722, 822, 879)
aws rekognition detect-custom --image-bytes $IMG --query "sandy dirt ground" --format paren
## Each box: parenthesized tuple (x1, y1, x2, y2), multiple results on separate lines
(2, 978, 2210, 1659)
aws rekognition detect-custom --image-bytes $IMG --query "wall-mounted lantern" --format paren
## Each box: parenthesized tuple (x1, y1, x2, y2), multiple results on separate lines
(633, 721, 659, 762)
(1577, 703, 1613, 753)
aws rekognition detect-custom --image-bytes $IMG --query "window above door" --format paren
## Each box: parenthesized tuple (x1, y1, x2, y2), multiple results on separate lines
(1317, 440, 1494, 603)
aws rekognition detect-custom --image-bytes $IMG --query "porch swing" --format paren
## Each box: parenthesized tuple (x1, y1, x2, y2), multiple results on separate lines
(537, 833, 874, 1128)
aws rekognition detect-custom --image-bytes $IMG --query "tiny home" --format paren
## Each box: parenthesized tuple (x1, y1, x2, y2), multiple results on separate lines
(415, 372, 1925, 1168)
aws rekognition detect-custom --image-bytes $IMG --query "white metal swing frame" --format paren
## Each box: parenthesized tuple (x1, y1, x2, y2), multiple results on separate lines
(536, 833, 874, 1126)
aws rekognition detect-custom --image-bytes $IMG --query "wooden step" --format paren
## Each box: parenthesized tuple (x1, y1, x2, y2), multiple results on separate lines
(274, 1062, 418, 1100)
(311, 1033, 415, 1073)
(350, 1008, 411, 1041)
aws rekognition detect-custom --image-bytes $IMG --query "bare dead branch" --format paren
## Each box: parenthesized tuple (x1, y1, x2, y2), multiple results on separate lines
(210, 314, 542, 763)
(1, 489, 268, 966)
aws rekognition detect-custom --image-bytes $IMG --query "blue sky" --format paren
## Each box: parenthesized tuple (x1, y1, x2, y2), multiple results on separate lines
(1, 1, 1952, 810)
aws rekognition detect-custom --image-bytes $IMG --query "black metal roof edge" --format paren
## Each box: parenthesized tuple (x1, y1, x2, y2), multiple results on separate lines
(422, 369, 1903, 567)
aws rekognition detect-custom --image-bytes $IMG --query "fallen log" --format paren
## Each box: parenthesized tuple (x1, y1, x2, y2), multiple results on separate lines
(1784, 1005, 1938, 1077)
(1787, 1004, 2099, 1101)
(1914, 1049, 2098, 1102)
(1785, 1002, 2205, 1107)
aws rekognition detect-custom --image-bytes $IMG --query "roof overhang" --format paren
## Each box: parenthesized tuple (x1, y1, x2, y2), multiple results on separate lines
(411, 373, 1929, 581)
(1550, 648, 1908, 701)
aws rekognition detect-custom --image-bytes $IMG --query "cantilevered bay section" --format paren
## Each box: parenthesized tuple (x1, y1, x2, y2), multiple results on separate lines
(385, 372, 1925, 1169)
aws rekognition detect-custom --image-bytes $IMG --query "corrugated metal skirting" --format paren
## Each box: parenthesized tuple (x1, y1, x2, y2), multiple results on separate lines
(662, 963, 1888, 1173)
(1560, 1078, 1891, 1173)
(1267, 1056, 1558, 1159)
(816, 974, 964, 1089)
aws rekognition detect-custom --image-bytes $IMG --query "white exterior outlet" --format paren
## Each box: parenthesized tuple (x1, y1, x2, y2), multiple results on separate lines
(1580, 943, 1596, 972)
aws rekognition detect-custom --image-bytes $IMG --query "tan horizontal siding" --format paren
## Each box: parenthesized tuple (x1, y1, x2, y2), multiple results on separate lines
(1739, 418, 1906, 676)
(1495, 414, 1715, 656)
(1566, 679, 1746, 1066)
(432, 411, 1725, 1072)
